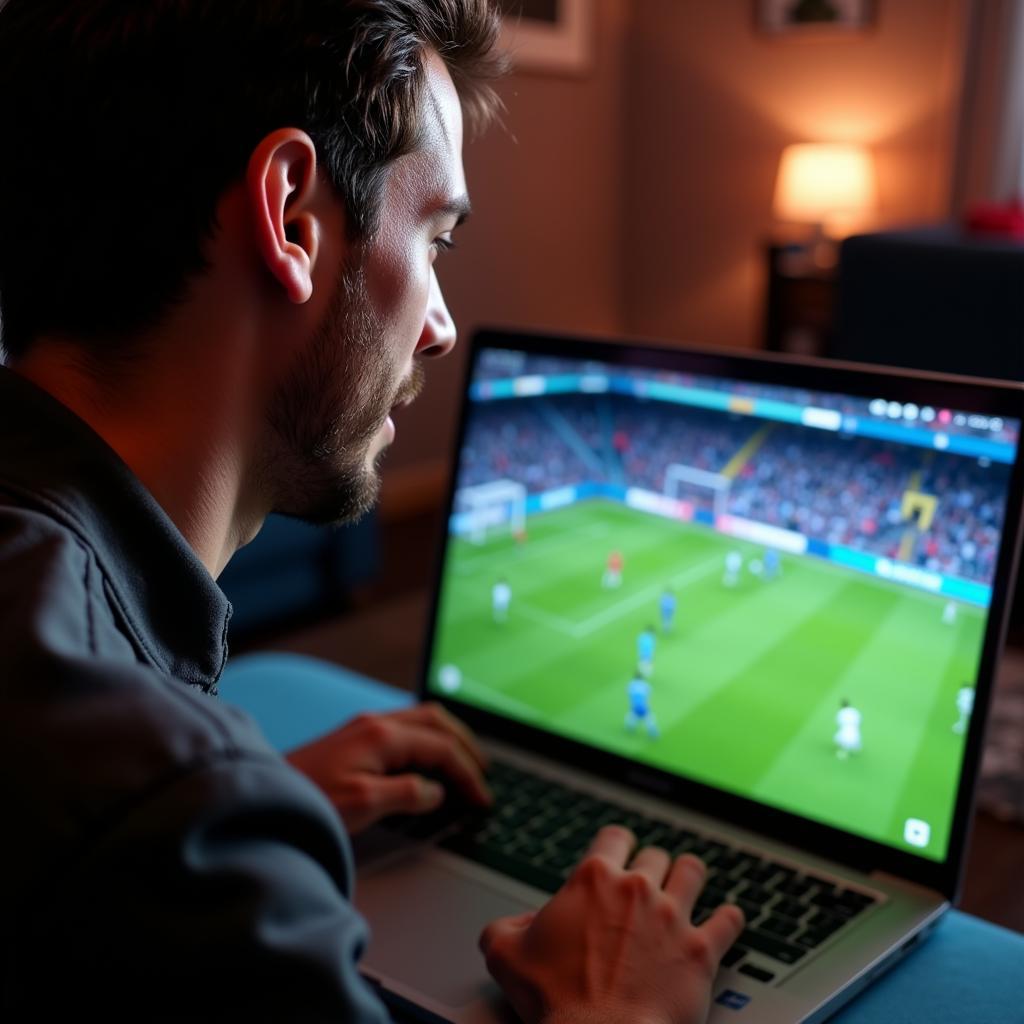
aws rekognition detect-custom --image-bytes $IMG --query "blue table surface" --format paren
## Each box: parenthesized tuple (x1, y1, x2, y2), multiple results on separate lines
(220, 652, 1024, 1024)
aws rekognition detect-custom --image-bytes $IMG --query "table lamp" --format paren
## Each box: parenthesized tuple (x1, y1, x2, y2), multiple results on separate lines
(773, 142, 877, 266)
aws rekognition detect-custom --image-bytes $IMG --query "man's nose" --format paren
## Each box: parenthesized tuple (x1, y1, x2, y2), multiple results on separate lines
(418, 267, 456, 357)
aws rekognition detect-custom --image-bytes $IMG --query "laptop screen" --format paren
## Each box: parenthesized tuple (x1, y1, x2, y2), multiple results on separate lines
(425, 340, 1022, 864)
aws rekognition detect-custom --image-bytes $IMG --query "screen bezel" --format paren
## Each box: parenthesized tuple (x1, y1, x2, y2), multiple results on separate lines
(420, 327, 1024, 900)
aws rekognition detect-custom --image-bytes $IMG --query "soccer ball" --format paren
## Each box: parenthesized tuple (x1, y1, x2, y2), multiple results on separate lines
(438, 664, 462, 694)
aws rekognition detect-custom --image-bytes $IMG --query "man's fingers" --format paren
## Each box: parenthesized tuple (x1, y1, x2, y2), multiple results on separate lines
(354, 772, 445, 820)
(629, 844, 672, 887)
(479, 910, 536, 954)
(391, 702, 489, 772)
(664, 853, 707, 913)
(378, 721, 492, 805)
(585, 824, 636, 868)
(699, 902, 746, 961)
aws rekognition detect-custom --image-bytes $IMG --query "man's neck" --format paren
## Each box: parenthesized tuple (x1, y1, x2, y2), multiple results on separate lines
(12, 329, 267, 579)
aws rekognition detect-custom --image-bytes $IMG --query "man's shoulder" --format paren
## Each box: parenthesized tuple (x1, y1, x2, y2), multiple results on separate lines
(0, 495, 300, 839)
(0, 499, 137, 665)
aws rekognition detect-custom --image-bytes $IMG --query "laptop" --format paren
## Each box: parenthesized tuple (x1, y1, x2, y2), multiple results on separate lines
(354, 327, 1024, 1023)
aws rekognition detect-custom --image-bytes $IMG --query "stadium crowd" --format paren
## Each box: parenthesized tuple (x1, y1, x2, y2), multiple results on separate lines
(458, 395, 1009, 585)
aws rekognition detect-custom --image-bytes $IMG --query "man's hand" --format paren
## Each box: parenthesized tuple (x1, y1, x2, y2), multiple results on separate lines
(285, 702, 491, 834)
(479, 825, 744, 1024)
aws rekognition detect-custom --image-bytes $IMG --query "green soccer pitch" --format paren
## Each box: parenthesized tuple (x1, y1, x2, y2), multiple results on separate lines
(428, 499, 987, 862)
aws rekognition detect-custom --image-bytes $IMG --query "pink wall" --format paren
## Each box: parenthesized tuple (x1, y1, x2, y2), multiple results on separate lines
(385, 0, 969, 501)
(621, 0, 968, 349)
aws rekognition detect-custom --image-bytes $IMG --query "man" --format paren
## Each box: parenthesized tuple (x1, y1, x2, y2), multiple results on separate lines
(660, 584, 677, 632)
(953, 682, 975, 735)
(0, 2, 742, 1021)
(625, 669, 660, 738)
(603, 548, 624, 588)
(835, 698, 863, 760)
(723, 549, 743, 587)
(492, 575, 512, 623)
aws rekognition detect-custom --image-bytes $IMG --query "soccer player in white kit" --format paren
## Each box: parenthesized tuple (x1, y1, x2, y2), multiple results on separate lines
(942, 600, 958, 625)
(953, 683, 974, 734)
(492, 577, 511, 623)
(723, 550, 742, 587)
(835, 699, 862, 760)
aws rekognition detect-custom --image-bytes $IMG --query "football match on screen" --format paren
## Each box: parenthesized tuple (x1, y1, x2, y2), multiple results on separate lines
(427, 347, 1021, 862)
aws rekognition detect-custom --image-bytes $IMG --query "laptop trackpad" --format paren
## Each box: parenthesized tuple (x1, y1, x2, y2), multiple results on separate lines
(357, 854, 537, 1010)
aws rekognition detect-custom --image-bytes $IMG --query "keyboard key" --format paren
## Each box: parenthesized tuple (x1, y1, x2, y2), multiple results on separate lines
(743, 862, 783, 885)
(714, 852, 755, 875)
(836, 889, 876, 914)
(667, 829, 698, 852)
(773, 897, 809, 920)
(721, 946, 747, 968)
(740, 929, 807, 965)
(739, 963, 776, 983)
(538, 849, 577, 873)
(733, 898, 764, 922)
(795, 928, 833, 949)
(441, 836, 564, 894)
(776, 877, 817, 900)
(806, 911, 845, 935)
(804, 874, 837, 895)
(736, 884, 773, 905)
(759, 914, 801, 939)
(811, 891, 860, 916)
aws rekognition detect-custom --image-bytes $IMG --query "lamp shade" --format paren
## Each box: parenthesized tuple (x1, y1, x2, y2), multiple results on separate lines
(773, 143, 877, 235)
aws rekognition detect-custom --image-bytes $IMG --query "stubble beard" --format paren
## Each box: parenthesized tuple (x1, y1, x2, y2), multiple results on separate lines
(264, 258, 418, 527)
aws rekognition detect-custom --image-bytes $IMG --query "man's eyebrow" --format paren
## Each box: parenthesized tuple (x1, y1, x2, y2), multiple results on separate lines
(435, 195, 472, 227)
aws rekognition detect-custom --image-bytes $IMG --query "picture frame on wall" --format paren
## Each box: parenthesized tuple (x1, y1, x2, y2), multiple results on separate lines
(756, 0, 874, 36)
(497, 0, 590, 74)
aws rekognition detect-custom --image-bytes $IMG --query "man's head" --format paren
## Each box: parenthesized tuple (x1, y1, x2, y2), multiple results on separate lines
(260, 46, 476, 524)
(0, 0, 501, 357)
(0, 0, 504, 525)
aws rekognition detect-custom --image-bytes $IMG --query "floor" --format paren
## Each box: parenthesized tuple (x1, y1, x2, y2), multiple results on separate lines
(240, 510, 1024, 934)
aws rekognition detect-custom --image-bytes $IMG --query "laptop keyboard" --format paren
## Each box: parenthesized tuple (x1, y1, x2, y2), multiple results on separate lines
(434, 760, 877, 976)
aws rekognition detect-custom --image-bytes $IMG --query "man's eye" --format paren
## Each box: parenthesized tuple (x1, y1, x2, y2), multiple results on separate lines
(432, 235, 456, 255)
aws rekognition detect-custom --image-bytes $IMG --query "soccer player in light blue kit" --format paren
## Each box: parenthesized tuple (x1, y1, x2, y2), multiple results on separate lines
(659, 586, 677, 632)
(625, 670, 659, 737)
(637, 625, 656, 678)
(763, 547, 781, 580)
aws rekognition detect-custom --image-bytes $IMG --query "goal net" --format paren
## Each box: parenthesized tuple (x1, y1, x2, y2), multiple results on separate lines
(453, 479, 528, 545)
(664, 464, 731, 519)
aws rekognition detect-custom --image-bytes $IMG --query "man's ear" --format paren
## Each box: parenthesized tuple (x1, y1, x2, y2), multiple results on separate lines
(246, 128, 331, 305)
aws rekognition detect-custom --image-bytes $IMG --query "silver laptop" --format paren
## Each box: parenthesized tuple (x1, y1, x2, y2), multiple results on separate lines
(354, 328, 1024, 1023)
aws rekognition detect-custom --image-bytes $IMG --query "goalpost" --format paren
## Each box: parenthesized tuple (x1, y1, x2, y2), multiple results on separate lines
(664, 464, 731, 519)
(453, 479, 528, 545)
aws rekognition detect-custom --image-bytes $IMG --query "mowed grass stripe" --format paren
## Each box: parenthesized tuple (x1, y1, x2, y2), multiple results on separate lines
(749, 592, 976, 853)
(431, 505, 661, 707)
(884, 609, 986, 859)
(655, 580, 902, 794)
(523, 508, 716, 621)
(430, 502, 993, 860)
(550, 557, 850, 742)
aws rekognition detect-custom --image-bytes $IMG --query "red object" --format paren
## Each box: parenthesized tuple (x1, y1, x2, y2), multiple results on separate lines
(964, 201, 1024, 238)
(608, 551, 623, 571)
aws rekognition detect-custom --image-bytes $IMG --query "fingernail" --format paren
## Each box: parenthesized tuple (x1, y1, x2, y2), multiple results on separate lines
(422, 781, 444, 807)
